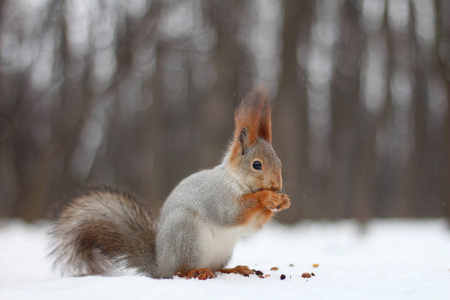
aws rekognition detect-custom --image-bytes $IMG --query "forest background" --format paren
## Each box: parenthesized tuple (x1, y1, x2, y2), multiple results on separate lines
(0, 0, 449, 225)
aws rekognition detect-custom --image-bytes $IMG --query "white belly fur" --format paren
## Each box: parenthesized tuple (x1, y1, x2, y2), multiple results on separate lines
(198, 224, 242, 270)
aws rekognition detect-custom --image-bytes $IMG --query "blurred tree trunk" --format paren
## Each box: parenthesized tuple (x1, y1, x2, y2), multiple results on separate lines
(0, 0, 11, 218)
(200, 0, 242, 167)
(12, 0, 62, 221)
(273, 0, 311, 222)
(386, 1, 414, 218)
(105, 9, 138, 190)
(143, 45, 166, 211)
(328, 1, 364, 219)
(136, 2, 165, 211)
(435, 0, 450, 225)
(445, 73, 450, 225)
(352, 113, 376, 226)
(351, 2, 391, 226)
(409, 2, 433, 218)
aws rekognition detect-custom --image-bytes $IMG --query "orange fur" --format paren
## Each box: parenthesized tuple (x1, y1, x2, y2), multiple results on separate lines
(235, 190, 290, 227)
(252, 209, 274, 230)
(235, 193, 264, 226)
(219, 265, 254, 275)
(178, 268, 215, 280)
(230, 87, 272, 161)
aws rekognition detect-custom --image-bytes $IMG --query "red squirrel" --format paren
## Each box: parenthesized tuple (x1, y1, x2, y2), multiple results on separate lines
(49, 87, 290, 279)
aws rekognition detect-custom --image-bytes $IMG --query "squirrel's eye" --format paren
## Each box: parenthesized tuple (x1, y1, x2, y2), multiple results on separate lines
(252, 161, 262, 170)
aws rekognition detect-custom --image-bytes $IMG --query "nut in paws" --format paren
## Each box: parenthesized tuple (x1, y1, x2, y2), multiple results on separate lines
(261, 191, 290, 212)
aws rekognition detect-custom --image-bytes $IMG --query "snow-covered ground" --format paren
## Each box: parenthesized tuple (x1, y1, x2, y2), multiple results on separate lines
(0, 219, 449, 300)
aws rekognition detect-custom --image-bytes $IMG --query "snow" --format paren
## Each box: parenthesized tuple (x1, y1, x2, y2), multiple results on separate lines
(1, 219, 449, 300)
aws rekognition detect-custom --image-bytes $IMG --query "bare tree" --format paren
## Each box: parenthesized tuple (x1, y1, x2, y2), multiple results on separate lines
(273, 0, 312, 222)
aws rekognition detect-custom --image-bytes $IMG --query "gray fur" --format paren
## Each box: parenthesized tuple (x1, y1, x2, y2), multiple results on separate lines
(155, 162, 246, 277)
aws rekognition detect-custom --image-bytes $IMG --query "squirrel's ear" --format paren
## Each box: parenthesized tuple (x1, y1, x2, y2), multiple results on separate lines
(238, 127, 249, 155)
(229, 127, 248, 162)
(230, 86, 272, 161)
(234, 86, 271, 146)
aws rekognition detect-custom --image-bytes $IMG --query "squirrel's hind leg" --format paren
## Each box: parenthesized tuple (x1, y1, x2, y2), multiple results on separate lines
(177, 268, 215, 280)
(218, 265, 254, 276)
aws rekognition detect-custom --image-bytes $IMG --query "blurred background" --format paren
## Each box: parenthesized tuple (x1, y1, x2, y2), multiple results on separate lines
(0, 0, 449, 224)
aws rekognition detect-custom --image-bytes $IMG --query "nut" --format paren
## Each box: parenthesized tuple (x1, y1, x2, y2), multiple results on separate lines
(302, 272, 311, 278)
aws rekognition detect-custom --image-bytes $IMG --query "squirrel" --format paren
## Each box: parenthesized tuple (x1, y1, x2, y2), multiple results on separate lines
(49, 87, 290, 279)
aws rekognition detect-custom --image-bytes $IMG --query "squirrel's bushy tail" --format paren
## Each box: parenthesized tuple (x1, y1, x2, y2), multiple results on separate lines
(49, 186, 157, 277)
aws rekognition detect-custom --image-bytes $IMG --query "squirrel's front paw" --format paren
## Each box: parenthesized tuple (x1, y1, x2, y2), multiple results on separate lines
(258, 191, 290, 212)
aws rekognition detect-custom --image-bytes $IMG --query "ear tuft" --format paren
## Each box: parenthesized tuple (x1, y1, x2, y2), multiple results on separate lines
(258, 96, 272, 143)
(234, 86, 272, 144)
(229, 86, 273, 162)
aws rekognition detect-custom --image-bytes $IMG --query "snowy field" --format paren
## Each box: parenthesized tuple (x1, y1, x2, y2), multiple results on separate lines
(0, 219, 449, 300)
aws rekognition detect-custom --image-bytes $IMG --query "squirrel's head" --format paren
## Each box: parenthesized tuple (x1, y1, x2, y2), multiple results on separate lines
(227, 87, 282, 193)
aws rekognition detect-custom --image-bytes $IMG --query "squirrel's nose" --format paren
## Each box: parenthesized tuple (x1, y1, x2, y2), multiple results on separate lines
(270, 174, 282, 192)
(270, 182, 282, 192)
